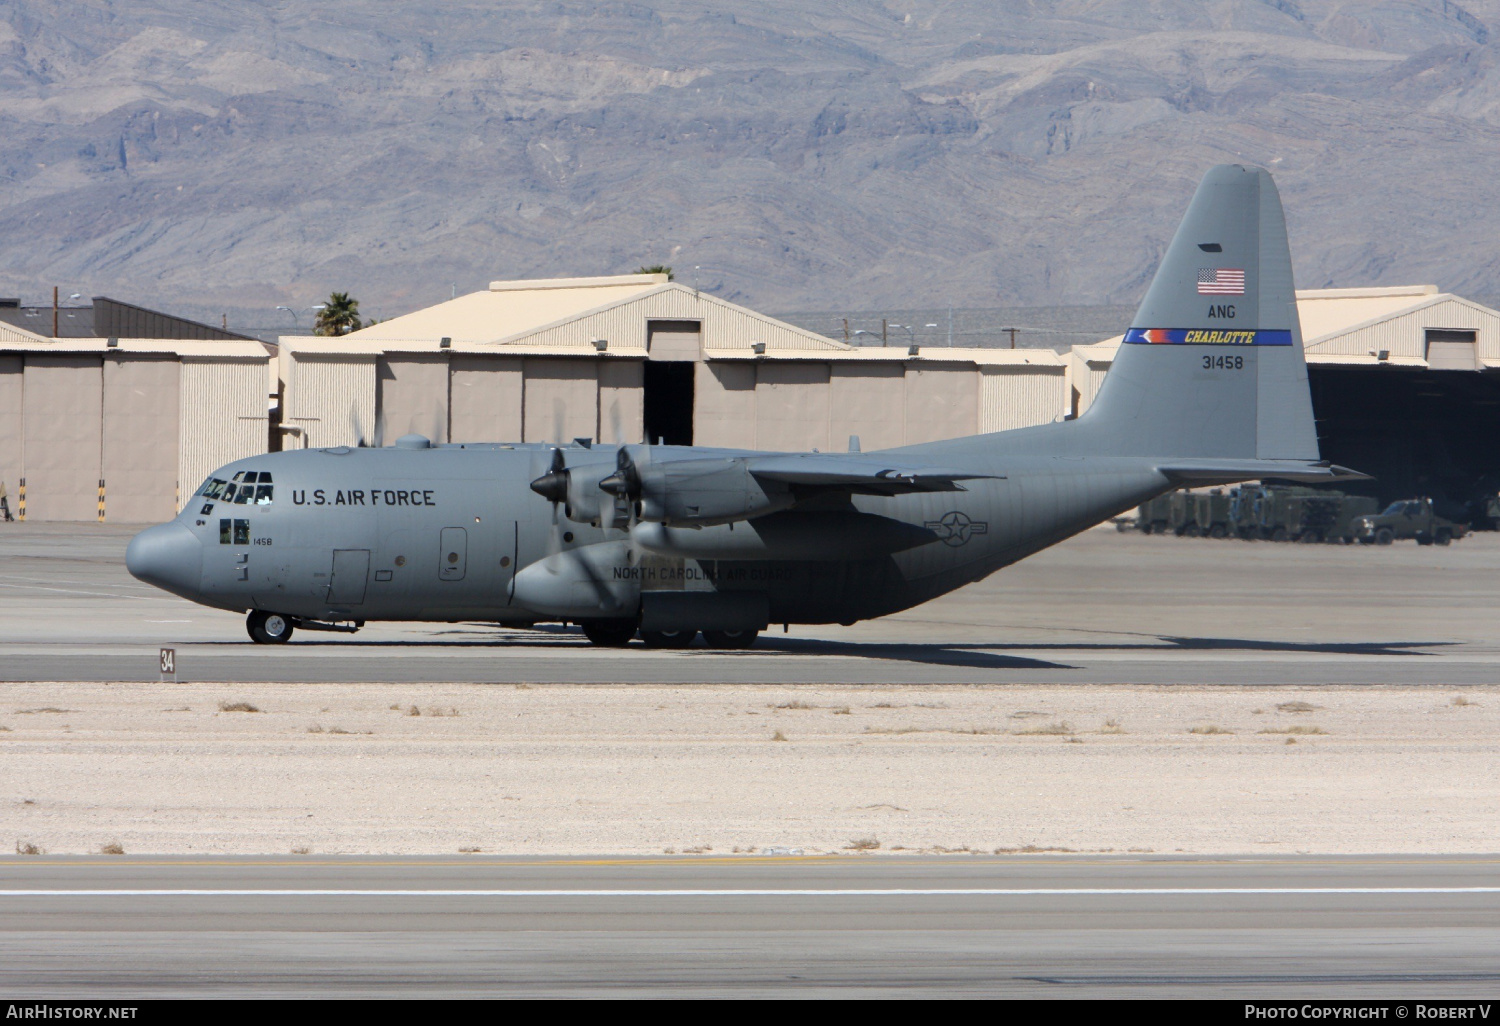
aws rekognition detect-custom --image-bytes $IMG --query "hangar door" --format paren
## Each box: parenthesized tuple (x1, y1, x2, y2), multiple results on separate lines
(102, 355, 180, 522)
(22, 356, 102, 521)
(1426, 329, 1478, 371)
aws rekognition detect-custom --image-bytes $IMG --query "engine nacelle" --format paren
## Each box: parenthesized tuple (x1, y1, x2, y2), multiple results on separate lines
(637, 457, 794, 526)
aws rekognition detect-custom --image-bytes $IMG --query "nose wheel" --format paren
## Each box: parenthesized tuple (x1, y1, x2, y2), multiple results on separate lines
(247, 610, 295, 644)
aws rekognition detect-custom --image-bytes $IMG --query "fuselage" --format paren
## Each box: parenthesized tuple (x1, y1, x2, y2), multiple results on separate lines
(125, 427, 1175, 631)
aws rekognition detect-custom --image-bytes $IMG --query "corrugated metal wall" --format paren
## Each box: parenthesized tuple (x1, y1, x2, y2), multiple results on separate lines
(508, 285, 848, 353)
(980, 365, 1066, 432)
(284, 353, 376, 449)
(450, 355, 522, 443)
(103, 355, 179, 522)
(1307, 298, 1500, 360)
(378, 354, 449, 444)
(0, 356, 20, 508)
(179, 357, 270, 507)
(1068, 347, 1116, 417)
(22, 356, 102, 521)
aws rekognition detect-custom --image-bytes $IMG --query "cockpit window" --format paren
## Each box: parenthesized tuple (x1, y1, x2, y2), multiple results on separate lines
(201, 471, 273, 505)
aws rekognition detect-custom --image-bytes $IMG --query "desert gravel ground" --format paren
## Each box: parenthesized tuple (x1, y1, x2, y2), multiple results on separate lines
(3, 681, 1496, 855)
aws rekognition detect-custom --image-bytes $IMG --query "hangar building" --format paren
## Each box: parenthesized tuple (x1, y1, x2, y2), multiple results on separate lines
(277, 273, 1065, 453)
(0, 321, 271, 522)
(1069, 285, 1500, 512)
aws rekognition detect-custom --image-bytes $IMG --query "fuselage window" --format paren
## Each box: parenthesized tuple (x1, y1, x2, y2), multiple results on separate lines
(199, 478, 228, 500)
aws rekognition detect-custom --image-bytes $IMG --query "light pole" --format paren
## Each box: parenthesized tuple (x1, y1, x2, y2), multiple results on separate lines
(275, 306, 301, 330)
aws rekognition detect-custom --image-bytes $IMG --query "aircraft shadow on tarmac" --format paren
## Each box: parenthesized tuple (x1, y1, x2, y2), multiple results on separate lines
(190, 628, 1450, 672)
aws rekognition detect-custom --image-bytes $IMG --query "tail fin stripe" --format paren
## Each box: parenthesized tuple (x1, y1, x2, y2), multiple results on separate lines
(1124, 328, 1293, 346)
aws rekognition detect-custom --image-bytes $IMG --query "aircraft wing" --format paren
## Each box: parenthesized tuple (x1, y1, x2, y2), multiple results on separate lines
(1157, 460, 1371, 485)
(746, 454, 1001, 496)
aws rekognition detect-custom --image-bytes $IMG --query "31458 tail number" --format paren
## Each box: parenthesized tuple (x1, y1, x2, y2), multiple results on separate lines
(1203, 355, 1245, 370)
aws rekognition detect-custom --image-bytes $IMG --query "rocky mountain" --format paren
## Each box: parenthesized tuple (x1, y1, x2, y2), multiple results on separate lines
(1, 0, 1498, 330)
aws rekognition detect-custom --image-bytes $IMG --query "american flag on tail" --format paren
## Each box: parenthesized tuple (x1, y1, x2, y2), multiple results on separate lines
(1197, 268, 1245, 295)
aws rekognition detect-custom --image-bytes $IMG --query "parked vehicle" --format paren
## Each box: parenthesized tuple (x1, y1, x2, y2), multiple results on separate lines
(1193, 489, 1234, 538)
(1354, 498, 1466, 546)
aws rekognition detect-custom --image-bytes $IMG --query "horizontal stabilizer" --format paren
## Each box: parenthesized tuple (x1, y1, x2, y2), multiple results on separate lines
(747, 454, 1000, 495)
(1157, 460, 1371, 485)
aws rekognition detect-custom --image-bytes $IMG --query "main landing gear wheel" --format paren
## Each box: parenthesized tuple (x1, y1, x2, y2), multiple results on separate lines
(702, 628, 759, 650)
(581, 620, 637, 647)
(641, 629, 697, 649)
(247, 610, 295, 644)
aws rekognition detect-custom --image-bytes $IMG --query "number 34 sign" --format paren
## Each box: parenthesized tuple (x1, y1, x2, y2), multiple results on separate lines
(159, 647, 176, 680)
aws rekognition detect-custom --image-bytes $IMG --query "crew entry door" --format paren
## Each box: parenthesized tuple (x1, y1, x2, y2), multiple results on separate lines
(328, 549, 370, 605)
(439, 528, 467, 582)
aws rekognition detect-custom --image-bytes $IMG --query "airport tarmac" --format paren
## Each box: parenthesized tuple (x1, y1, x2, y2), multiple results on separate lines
(3, 855, 1498, 998)
(3, 523, 1499, 685)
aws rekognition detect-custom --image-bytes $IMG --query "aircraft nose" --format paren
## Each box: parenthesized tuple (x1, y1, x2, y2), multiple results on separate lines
(126, 522, 203, 599)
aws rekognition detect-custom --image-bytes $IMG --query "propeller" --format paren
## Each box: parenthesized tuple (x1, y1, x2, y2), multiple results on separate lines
(599, 445, 641, 502)
(349, 402, 366, 447)
(529, 447, 570, 563)
(601, 444, 646, 560)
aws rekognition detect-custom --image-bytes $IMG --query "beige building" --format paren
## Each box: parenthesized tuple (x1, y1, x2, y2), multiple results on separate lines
(278, 273, 1068, 453)
(0, 324, 270, 522)
(1067, 285, 1500, 416)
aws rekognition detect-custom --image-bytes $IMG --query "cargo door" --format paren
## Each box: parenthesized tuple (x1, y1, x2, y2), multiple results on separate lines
(328, 549, 371, 605)
(439, 527, 467, 582)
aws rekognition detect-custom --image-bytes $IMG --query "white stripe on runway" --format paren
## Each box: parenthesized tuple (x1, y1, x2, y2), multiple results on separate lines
(2, 888, 1498, 897)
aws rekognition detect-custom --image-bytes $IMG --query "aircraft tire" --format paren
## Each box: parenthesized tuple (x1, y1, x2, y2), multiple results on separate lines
(641, 629, 697, 649)
(247, 610, 295, 645)
(581, 620, 637, 647)
(703, 628, 758, 650)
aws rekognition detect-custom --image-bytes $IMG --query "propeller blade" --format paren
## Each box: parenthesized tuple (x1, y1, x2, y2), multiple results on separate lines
(349, 402, 367, 448)
(599, 445, 640, 498)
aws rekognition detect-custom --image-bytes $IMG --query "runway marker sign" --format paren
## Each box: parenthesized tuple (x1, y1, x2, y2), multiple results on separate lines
(159, 647, 176, 682)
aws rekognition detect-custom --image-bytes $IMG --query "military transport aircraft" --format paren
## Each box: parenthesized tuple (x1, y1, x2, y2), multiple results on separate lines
(127, 165, 1361, 647)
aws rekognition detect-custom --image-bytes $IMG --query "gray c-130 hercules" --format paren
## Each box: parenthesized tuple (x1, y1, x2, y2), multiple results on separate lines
(127, 165, 1362, 647)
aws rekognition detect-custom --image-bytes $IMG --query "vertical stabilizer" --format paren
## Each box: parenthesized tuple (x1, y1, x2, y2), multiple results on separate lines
(1081, 165, 1319, 461)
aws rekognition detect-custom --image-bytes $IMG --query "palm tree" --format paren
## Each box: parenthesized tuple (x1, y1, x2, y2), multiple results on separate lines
(635, 264, 674, 281)
(314, 292, 363, 336)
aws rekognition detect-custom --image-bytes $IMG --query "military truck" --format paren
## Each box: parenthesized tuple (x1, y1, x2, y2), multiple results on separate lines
(1353, 498, 1467, 546)
(1192, 489, 1234, 538)
(1136, 493, 1175, 534)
